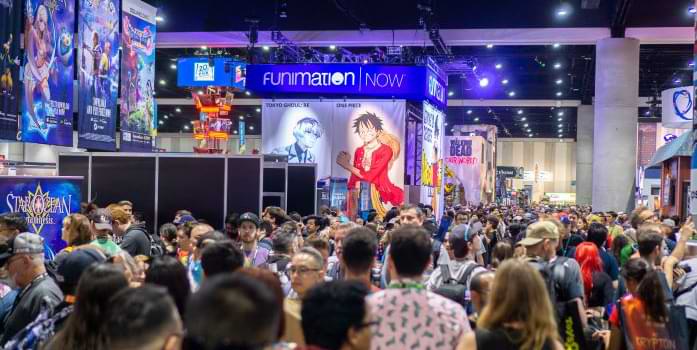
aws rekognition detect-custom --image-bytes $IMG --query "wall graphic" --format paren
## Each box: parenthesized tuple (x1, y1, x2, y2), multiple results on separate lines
(77, 0, 120, 150)
(420, 101, 444, 217)
(445, 136, 484, 205)
(119, 0, 156, 152)
(0, 0, 21, 140)
(21, 0, 75, 146)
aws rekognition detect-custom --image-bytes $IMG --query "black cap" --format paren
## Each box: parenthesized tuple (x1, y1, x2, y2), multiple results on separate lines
(55, 248, 106, 289)
(238, 212, 260, 228)
(90, 209, 113, 231)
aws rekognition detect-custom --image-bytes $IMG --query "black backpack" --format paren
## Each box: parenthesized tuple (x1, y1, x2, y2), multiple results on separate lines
(527, 256, 568, 317)
(147, 231, 165, 258)
(433, 262, 481, 307)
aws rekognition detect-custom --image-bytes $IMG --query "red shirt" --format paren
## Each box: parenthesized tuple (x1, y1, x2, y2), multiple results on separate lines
(348, 144, 404, 206)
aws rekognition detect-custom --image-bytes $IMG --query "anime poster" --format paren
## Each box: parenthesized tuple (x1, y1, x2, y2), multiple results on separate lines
(420, 102, 444, 218)
(119, 0, 156, 152)
(21, 0, 75, 146)
(332, 101, 405, 217)
(77, 0, 119, 150)
(0, 0, 21, 140)
(0, 176, 82, 258)
(262, 100, 333, 178)
(445, 136, 484, 205)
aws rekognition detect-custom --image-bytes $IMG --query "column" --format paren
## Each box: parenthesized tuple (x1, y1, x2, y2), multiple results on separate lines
(592, 38, 640, 212)
(576, 105, 594, 206)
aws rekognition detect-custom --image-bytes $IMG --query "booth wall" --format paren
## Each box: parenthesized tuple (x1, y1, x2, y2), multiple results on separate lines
(496, 138, 577, 202)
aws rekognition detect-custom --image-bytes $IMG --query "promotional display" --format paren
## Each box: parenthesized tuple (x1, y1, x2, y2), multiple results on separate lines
(420, 101, 444, 218)
(21, 0, 75, 146)
(119, 0, 157, 152)
(0, 176, 81, 257)
(0, 0, 21, 140)
(177, 57, 246, 89)
(248, 64, 447, 109)
(445, 135, 485, 205)
(662, 86, 693, 129)
(262, 100, 405, 216)
(77, 0, 120, 150)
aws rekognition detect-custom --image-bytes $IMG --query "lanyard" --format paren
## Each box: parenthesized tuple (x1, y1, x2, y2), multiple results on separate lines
(13, 273, 48, 310)
(245, 248, 259, 266)
(388, 279, 424, 290)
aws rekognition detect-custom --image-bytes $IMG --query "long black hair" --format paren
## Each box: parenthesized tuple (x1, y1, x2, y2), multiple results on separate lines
(622, 258, 669, 323)
(48, 264, 129, 350)
(145, 255, 191, 318)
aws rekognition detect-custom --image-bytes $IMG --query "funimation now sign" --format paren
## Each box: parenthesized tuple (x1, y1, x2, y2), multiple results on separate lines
(246, 64, 447, 108)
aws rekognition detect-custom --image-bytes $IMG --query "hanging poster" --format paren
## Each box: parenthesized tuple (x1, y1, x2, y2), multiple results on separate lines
(0, 0, 21, 140)
(119, 0, 156, 152)
(21, 0, 75, 146)
(262, 100, 406, 216)
(77, 0, 120, 150)
(0, 176, 82, 258)
(445, 135, 484, 205)
(420, 101, 444, 218)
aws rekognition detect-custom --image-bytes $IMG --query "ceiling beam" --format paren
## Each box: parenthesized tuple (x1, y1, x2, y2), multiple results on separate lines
(156, 27, 692, 48)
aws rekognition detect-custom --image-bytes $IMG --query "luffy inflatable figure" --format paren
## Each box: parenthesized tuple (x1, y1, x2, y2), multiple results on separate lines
(336, 112, 404, 210)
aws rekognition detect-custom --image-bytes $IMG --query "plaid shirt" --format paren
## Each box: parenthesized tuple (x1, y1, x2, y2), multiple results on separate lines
(4, 302, 73, 350)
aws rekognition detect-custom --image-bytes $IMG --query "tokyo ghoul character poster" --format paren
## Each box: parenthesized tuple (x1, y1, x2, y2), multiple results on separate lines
(21, 0, 75, 146)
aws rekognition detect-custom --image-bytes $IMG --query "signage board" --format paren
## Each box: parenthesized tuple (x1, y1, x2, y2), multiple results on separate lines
(177, 57, 246, 88)
(662, 86, 694, 129)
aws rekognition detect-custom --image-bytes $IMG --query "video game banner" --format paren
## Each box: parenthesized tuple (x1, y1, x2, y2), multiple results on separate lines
(0, 176, 82, 258)
(21, 0, 75, 146)
(119, 0, 156, 152)
(0, 0, 21, 140)
(420, 101, 444, 219)
(77, 0, 120, 150)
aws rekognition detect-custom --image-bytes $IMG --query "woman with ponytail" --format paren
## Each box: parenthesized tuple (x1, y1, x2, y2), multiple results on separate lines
(575, 242, 614, 312)
(607, 258, 673, 350)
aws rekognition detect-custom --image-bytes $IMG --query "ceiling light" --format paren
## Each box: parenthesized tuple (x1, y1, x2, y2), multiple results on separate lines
(233, 130, 238, 134)
(448, 91, 454, 96)
(690, 61, 695, 67)
(239, 115, 244, 120)
(467, 110, 472, 115)
(486, 44, 494, 49)
(262, 45, 270, 51)
(444, 122, 448, 126)
(170, 64, 177, 70)
(163, 115, 169, 119)
(674, 78, 682, 84)
(363, 59, 368, 64)
(249, 126, 255, 130)
(556, 92, 563, 97)
(556, 79, 563, 84)
(558, 124, 563, 127)
(528, 134, 533, 137)
(159, 79, 166, 85)
(256, 108, 261, 113)
(155, 16, 164, 22)
(245, 91, 251, 96)
(558, 117, 563, 121)
(190, 120, 195, 124)
(197, 90, 203, 95)
(201, 45, 208, 50)
(524, 123, 529, 127)
(474, 117, 480, 122)
(553, 43, 561, 48)
(479, 78, 489, 87)
(508, 91, 516, 97)
(558, 111, 564, 116)
(517, 109, 523, 115)
(690, 6, 697, 14)
(501, 79, 509, 85)
(329, 45, 337, 50)
(183, 125, 190, 130)
(527, 128, 532, 132)
(175, 108, 181, 113)
(553, 63, 562, 69)
(645, 110, 651, 116)
(521, 117, 526, 121)
(495, 63, 502, 69)
(158, 120, 164, 125)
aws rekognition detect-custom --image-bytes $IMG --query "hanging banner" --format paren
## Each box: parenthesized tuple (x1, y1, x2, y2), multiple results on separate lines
(0, 0, 21, 140)
(420, 101, 444, 219)
(238, 120, 246, 154)
(0, 176, 82, 258)
(77, 0, 120, 150)
(445, 136, 484, 205)
(119, 0, 156, 152)
(691, 0, 697, 220)
(662, 86, 693, 129)
(21, 0, 75, 146)
(262, 100, 406, 216)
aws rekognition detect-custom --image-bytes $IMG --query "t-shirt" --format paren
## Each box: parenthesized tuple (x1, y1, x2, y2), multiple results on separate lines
(243, 246, 270, 268)
(120, 225, 151, 257)
(675, 258, 697, 322)
(0, 275, 63, 345)
(367, 287, 470, 350)
(599, 248, 619, 281)
(588, 271, 615, 308)
(90, 238, 121, 256)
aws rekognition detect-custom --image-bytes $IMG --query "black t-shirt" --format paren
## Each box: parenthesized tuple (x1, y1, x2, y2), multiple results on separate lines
(588, 271, 614, 308)
(475, 327, 553, 350)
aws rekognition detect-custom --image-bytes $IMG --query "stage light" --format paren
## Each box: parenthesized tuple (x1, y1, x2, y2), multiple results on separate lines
(501, 79, 509, 85)
(486, 44, 494, 49)
(558, 111, 564, 116)
(508, 91, 516, 97)
(170, 64, 176, 70)
(553, 43, 561, 48)
(155, 16, 164, 22)
(495, 63, 502, 69)
(175, 108, 181, 113)
(262, 46, 270, 51)
(467, 110, 472, 115)
(517, 109, 523, 115)
(521, 117, 526, 121)
(556, 79, 563, 84)
(553, 63, 562, 69)
(159, 79, 166, 86)
(479, 78, 489, 87)
(329, 45, 337, 50)
(245, 91, 251, 96)
(556, 92, 563, 97)
(448, 91, 454, 97)
(523, 123, 529, 127)
(256, 108, 261, 113)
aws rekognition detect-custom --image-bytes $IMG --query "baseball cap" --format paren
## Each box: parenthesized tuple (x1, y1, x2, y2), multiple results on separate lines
(55, 248, 106, 289)
(0, 232, 45, 266)
(90, 208, 113, 231)
(450, 224, 470, 240)
(662, 219, 676, 228)
(518, 221, 560, 247)
(174, 214, 196, 225)
(238, 212, 260, 228)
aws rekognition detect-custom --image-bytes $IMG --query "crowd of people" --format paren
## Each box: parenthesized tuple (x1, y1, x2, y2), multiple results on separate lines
(0, 200, 693, 350)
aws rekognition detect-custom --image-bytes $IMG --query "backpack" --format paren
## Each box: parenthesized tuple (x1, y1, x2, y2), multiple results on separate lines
(433, 262, 481, 308)
(526, 256, 568, 317)
(147, 232, 165, 258)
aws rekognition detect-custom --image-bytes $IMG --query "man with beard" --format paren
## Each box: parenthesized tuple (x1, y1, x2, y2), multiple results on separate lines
(238, 213, 269, 268)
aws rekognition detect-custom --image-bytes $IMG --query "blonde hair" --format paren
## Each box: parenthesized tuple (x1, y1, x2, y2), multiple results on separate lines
(477, 259, 560, 350)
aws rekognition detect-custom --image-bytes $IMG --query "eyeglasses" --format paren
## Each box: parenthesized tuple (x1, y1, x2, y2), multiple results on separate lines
(288, 266, 320, 275)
